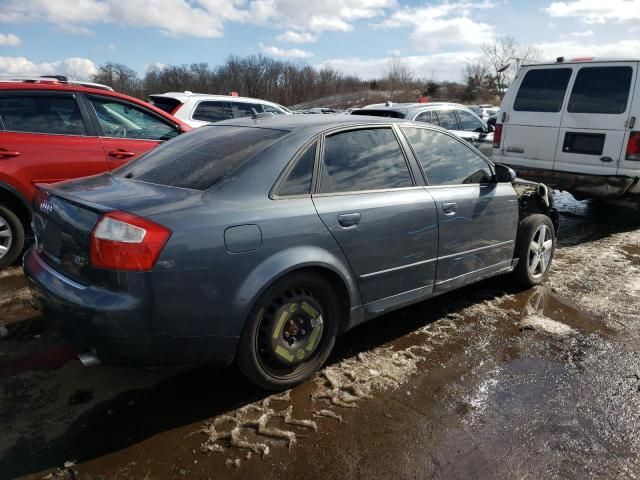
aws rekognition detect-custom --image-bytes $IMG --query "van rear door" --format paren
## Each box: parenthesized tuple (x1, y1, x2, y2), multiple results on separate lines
(498, 66, 574, 172)
(617, 63, 640, 177)
(554, 62, 637, 176)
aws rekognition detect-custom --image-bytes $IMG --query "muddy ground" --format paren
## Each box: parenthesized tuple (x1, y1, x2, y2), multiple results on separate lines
(1, 192, 640, 480)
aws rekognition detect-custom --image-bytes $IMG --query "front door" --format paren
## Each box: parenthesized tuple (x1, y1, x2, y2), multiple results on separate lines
(401, 126, 518, 291)
(311, 126, 439, 314)
(554, 62, 637, 176)
(84, 94, 181, 170)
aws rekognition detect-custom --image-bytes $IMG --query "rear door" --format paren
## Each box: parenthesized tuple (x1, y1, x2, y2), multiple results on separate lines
(401, 126, 518, 292)
(498, 66, 574, 171)
(84, 94, 181, 170)
(312, 126, 439, 314)
(619, 64, 640, 177)
(0, 90, 107, 200)
(554, 62, 637, 176)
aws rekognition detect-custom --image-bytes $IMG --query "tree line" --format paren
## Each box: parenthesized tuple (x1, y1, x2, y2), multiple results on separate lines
(92, 36, 539, 108)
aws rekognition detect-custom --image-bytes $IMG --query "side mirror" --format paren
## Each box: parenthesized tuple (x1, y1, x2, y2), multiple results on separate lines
(494, 163, 516, 183)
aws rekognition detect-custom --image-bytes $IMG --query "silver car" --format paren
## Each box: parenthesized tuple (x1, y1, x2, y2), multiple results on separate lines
(25, 115, 557, 390)
(352, 102, 495, 157)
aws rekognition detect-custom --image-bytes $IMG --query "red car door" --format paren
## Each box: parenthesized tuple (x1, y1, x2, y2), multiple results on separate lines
(84, 94, 182, 170)
(0, 91, 108, 201)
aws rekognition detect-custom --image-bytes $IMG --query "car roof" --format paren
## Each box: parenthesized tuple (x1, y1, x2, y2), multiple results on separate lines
(211, 113, 454, 136)
(352, 102, 470, 116)
(151, 91, 283, 105)
(522, 58, 640, 67)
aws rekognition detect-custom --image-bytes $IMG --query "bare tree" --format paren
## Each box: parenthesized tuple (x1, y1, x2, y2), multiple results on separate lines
(482, 36, 541, 98)
(386, 56, 415, 100)
(461, 62, 491, 102)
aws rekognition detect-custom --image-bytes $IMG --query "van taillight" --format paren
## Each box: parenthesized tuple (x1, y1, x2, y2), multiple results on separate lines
(493, 124, 502, 149)
(626, 131, 640, 161)
(90, 211, 171, 271)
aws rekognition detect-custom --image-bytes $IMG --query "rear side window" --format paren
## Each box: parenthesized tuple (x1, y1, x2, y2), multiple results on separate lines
(116, 126, 287, 191)
(415, 111, 438, 125)
(192, 101, 233, 122)
(435, 110, 459, 130)
(403, 127, 493, 185)
(0, 94, 86, 135)
(149, 96, 182, 114)
(568, 66, 633, 114)
(514, 68, 572, 112)
(278, 143, 316, 196)
(320, 128, 413, 193)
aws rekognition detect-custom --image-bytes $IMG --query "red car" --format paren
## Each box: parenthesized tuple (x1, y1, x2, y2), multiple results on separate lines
(0, 77, 191, 267)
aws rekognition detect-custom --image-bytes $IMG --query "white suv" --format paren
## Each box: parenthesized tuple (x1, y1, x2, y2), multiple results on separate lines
(493, 58, 640, 203)
(149, 92, 292, 128)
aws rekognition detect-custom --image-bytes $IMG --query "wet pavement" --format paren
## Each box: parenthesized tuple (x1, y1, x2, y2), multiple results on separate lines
(2, 192, 640, 479)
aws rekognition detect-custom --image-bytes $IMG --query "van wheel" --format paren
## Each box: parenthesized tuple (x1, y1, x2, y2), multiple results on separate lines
(0, 204, 25, 269)
(237, 272, 341, 390)
(512, 214, 555, 288)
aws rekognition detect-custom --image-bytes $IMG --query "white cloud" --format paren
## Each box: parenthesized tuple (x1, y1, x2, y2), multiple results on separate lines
(375, 1, 495, 51)
(260, 43, 313, 58)
(0, 0, 396, 40)
(0, 56, 97, 79)
(145, 62, 169, 72)
(560, 29, 594, 38)
(545, 0, 640, 24)
(535, 39, 640, 60)
(317, 51, 484, 80)
(276, 31, 317, 43)
(0, 33, 21, 46)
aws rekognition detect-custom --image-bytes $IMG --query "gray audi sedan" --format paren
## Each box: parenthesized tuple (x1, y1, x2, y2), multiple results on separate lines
(24, 115, 558, 389)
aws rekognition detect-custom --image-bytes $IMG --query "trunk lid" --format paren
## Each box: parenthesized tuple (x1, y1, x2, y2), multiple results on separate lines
(33, 173, 200, 285)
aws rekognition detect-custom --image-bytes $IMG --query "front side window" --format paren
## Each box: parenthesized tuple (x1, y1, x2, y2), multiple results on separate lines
(231, 101, 260, 118)
(568, 66, 633, 114)
(116, 126, 287, 191)
(456, 109, 485, 132)
(278, 143, 316, 196)
(192, 101, 233, 122)
(0, 94, 86, 135)
(402, 127, 493, 186)
(320, 128, 413, 193)
(435, 110, 459, 130)
(262, 104, 285, 114)
(514, 68, 572, 112)
(90, 96, 178, 140)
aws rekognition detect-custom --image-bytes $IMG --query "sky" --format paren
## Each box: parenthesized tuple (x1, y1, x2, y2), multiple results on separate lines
(0, 0, 639, 82)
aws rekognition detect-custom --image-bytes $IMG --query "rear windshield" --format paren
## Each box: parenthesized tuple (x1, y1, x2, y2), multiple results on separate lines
(149, 96, 182, 114)
(115, 126, 288, 190)
(351, 109, 407, 119)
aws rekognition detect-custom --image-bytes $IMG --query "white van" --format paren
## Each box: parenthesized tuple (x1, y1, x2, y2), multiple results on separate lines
(493, 58, 640, 202)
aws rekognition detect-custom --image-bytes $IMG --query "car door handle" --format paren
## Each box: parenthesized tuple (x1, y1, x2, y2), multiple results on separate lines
(0, 149, 20, 158)
(441, 202, 457, 215)
(108, 149, 136, 159)
(337, 213, 361, 227)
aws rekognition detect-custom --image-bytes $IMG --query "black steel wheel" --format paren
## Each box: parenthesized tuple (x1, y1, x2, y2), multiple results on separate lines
(237, 272, 341, 390)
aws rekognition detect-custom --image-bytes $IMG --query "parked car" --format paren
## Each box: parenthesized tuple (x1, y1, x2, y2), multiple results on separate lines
(25, 115, 558, 389)
(0, 76, 191, 268)
(351, 102, 495, 157)
(148, 92, 292, 128)
(493, 57, 640, 203)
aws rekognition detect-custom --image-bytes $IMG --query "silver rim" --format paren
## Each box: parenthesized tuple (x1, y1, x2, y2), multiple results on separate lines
(528, 224, 553, 279)
(0, 213, 13, 260)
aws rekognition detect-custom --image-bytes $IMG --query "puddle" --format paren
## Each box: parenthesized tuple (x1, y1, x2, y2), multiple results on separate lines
(508, 287, 612, 336)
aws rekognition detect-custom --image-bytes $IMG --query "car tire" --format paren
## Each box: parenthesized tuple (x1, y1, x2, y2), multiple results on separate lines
(512, 214, 555, 288)
(237, 272, 341, 390)
(0, 204, 25, 269)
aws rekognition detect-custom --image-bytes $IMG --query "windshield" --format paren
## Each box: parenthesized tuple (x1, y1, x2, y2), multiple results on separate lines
(115, 126, 288, 190)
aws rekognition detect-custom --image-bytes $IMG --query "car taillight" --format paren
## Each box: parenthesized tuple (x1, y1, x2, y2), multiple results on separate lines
(626, 131, 640, 161)
(493, 124, 502, 149)
(90, 211, 171, 271)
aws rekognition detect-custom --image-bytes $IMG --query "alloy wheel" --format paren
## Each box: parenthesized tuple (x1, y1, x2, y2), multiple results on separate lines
(528, 224, 553, 279)
(0, 213, 13, 261)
